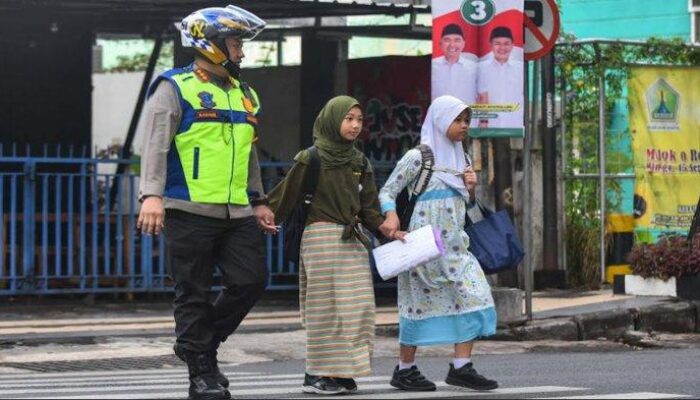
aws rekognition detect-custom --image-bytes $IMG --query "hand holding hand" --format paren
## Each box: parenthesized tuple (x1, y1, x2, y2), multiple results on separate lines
(254, 205, 279, 234)
(378, 212, 406, 241)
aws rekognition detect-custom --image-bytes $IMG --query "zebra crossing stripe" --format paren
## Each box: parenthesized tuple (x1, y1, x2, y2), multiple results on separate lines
(0, 370, 690, 400)
(311, 385, 588, 400)
(0, 383, 189, 396)
(23, 392, 185, 400)
(0, 368, 306, 387)
(0, 376, 586, 399)
(0, 375, 392, 390)
(0, 368, 254, 381)
(537, 393, 693, 399)
(23, 386, 589, 400)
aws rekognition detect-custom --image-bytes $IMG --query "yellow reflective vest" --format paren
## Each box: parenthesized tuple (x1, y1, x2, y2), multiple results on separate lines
(148, 65, 261, 205)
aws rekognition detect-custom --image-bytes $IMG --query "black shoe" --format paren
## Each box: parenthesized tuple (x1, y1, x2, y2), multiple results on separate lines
(390, 365, 437, 391)
(175, 344, 229, 389)
(182, 351, 231, 400)
(302, 374, 345, 395)
(335, 378, 358, 394)
(445, 362, 499, 391)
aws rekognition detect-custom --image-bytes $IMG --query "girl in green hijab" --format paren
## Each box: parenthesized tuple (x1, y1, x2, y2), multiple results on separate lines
(269, 96, 386, 395)
(311, 95, 365, 169)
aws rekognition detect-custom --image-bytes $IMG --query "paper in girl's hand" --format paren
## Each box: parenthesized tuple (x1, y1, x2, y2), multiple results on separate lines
(432, 226, 446, 255)
(372, 225, 445, 280)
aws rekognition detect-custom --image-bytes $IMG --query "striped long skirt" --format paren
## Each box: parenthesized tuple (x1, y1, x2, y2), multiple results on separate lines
(299, 222, 376, 378)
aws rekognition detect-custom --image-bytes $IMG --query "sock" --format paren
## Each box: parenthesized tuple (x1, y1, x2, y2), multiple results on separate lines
(453, 358, 472, 369)
(399, 361, 415, 371)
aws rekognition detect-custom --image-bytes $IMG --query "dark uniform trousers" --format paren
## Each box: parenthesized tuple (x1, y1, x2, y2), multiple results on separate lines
(164, 209, 268, 353)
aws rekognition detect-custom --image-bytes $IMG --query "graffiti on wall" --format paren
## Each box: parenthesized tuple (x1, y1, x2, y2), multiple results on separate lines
(348, 55, 430, 163)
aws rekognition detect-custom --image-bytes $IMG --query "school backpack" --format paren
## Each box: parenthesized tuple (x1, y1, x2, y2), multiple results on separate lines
(282, 147, 369, 265)
(395, 144, 435, 231)
(282, 147, 320, 265)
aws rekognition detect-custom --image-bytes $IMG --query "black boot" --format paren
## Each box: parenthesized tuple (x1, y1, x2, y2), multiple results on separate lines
(182, 350, 231, 400)
(208, 348, 229, 389)
(445, 362, 498, 391)
(175, 344, 229, 389)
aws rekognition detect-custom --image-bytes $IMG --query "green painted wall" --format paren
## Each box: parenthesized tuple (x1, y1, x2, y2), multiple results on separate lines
(560, 0, 691, 40)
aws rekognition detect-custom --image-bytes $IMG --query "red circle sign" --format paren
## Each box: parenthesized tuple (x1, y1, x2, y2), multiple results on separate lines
(524, 0, 560, 61)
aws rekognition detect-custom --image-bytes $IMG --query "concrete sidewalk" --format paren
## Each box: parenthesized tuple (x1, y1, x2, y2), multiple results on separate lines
(0, 290, 697, 345)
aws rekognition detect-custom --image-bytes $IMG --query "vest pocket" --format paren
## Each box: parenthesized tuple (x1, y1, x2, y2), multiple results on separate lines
(193, 147, 200, 180)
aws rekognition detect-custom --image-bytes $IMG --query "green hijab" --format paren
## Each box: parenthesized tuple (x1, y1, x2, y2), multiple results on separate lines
(311, 95, 365, 169)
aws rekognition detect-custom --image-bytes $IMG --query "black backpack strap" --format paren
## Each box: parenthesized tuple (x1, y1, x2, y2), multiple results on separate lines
(411, 144, 434, 198)
(303, 146, 321, 209)
(398, 145, 434, 231)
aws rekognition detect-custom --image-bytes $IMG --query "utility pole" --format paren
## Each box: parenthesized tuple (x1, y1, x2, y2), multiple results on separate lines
(541, 50, 560, 285)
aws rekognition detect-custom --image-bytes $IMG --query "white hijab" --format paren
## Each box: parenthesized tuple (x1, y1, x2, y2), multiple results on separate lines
(420, 95, 470, 199)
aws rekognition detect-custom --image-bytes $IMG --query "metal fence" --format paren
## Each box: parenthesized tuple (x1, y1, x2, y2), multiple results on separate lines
(0, 145, 303, 295)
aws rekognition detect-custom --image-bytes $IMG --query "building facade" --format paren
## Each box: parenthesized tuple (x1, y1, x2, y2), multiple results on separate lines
(560, 0, 696, 42)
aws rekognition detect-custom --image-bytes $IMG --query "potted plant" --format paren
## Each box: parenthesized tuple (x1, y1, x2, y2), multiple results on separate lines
(625, 235, 700, 300)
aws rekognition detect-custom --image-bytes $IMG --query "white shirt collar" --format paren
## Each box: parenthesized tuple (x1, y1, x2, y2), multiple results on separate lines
(489, 56, 516, 67)
(438, 55, 470, 66)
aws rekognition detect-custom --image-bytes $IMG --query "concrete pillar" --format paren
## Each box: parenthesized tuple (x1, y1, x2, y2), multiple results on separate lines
(300, 32, 347, 148)
(492, 287, 526, 327)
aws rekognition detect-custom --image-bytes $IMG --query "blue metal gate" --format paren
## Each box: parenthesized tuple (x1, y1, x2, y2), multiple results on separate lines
(0, 146, 298, 295)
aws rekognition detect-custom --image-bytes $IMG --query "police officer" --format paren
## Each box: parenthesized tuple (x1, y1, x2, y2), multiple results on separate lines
(137, 5, 275, 400)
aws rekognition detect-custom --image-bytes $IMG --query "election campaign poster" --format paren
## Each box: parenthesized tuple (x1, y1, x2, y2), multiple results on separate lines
(432, 0, 525, 138)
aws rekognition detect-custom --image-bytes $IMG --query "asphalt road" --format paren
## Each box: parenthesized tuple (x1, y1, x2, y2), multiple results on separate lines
(0, 349, 698, 399)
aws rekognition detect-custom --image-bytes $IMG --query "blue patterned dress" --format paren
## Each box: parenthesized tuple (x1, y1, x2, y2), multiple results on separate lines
(379, 149, 497, 346)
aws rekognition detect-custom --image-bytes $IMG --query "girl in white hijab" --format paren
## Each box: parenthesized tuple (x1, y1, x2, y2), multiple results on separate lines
(378, 96, 498, 392)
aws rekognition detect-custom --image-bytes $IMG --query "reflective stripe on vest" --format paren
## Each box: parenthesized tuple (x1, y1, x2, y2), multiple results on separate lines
(154, 67, 260, 205)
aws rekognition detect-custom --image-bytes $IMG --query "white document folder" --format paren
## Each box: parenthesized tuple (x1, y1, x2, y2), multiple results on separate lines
(372, 225, 446, 281)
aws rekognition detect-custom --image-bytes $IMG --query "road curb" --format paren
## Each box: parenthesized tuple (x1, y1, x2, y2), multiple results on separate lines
(497, 300, 698, 342)
(494, 318, 579, 341)
(575, 309, 635, 340)
(635, 301, 697, 333)
(0, 323, 302, 347)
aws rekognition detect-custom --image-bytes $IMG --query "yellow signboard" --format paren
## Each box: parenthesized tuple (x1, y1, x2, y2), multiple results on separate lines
(629, 67, 700, 241)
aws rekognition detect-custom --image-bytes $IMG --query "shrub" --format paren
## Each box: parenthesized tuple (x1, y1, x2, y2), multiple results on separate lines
(627, 235, 700, 281)
(566, 217, 602, 289)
